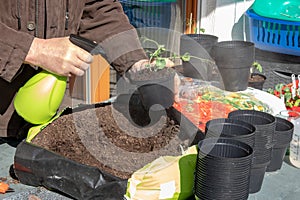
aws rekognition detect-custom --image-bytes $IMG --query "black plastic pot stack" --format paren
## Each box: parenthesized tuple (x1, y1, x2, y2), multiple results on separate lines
(180, 34, 218, 80)
(212, 41, 255, 92)
(266, 117, 294, 172)
(228, 110, 276, 194)
(205, 118, 256, 147)
(194, 138, 253, 200)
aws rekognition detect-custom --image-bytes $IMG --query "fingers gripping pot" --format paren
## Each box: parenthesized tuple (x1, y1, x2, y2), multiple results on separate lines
(14, 34, 101, 124)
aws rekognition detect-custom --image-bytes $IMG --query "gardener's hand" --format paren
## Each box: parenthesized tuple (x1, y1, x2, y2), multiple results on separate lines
(25, 37, 93, 77)
(130, 59, 175, 72)
(130, 59, 181, 102)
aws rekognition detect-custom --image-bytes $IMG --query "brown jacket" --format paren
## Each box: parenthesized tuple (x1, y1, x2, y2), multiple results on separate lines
(0, 0, 147, 137)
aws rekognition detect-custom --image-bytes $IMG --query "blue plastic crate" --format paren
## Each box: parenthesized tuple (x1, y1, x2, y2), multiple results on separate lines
(119, 0, 176, 28)
(246, 9, 300, 56)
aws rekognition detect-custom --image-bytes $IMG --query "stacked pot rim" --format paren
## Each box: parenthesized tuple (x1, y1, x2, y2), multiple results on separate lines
(272, 117, 294, 146)
(194, 110, 293, 196)
(266, 116, 294, 172)
(228, 110, 276, 193)
(194, 137, 253, 200)
(205, 118, 256, 148)
(228, 110, 276, 165)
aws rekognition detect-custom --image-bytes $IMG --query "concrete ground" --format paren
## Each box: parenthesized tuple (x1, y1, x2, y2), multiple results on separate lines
(0, 141, 72, 200)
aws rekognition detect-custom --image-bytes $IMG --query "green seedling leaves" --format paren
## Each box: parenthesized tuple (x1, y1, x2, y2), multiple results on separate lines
(141, 36, 214, 71)
(252, 61, 263, 73)
(155, 58, 167, 70)
(181, 52, 191, 62)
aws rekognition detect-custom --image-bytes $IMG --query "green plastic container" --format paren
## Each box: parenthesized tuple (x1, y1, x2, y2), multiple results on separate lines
(14, 71, 67, 124)
(251, 0, 300, 22)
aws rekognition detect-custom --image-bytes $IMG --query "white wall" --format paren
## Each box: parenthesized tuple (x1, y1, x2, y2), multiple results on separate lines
(200, 0, 254, 41)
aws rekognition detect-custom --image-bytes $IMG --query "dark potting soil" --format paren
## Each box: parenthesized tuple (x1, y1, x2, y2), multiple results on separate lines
(31, 103, 189, 180)
(128, 67, 176, 82)
(248, 74, 266, 82)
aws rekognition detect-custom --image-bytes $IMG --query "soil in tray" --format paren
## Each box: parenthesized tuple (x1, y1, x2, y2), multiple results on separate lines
(31, 100, 191, 180)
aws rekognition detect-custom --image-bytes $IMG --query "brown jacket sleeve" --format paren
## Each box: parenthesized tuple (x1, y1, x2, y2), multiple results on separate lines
(0, 22, 34, 82)
(78, 0, 148, 74)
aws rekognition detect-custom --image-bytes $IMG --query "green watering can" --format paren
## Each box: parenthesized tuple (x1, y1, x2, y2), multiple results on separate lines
(14, 34, 100, 124)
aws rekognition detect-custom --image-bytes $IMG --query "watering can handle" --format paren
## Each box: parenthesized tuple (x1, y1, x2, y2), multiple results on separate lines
(14, 34, 103, 125)
(69, 34, 99, 55)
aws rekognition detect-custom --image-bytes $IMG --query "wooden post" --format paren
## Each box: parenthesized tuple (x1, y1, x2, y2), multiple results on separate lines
(69, 55, 110, 103)
(185, 0, 198, 34)
(90, 55, 110, 103)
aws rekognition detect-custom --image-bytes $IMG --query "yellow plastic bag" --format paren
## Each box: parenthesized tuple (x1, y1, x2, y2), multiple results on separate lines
(26, 109, 65, 142)
(125, 146, 197, 200)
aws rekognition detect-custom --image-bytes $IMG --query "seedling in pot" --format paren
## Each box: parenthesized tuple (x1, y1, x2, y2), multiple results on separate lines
(129, 36, 211, 111)
(248, 61, 266, 90)
(251, 61, 263, 74)
(140, 36, 214, 71)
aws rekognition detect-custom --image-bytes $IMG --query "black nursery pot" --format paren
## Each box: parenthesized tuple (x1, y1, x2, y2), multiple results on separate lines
(266, 146, 289, 172)
(182, 34, 219, 56)
(194, 138, 253, 200)
(213, 41, 255, 92)
(249, 163, 268, 194)
(129, 67, 176, 111)
(205, 118, 256, 147)
(248, 73, 267, 90)
(181, 58, 214, 81)
(228, 110, 276, 194)
(228, 110, 276, 165)
(266, 117, 294, 172)
(180, 34, 218, 80)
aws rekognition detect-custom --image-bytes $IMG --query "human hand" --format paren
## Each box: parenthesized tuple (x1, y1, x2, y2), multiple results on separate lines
(24, 37, 93, 77)
(129, 58, 175, 72)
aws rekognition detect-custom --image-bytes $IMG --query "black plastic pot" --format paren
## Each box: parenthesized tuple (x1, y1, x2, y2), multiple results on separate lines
(180, 34, 218, 80)
(228, 110, 276, 165)
(228, 110, 276, 194)
(194, 138, 253, 200)
(249, 162, 268, 194)
(182, 34, 218, 56)
(205, 118, 256, 147)
(181, 58, 216, 81)
(272, 117, 294, 145)
(169, 107, 205, 145)
(212, 41, 255, 92)
(266, 146, 289, 172)
(266, 117, 294, 172)
(129, 67, 176, 111)
(114, 93, 161, 127)
(248, 73, 267, 90)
